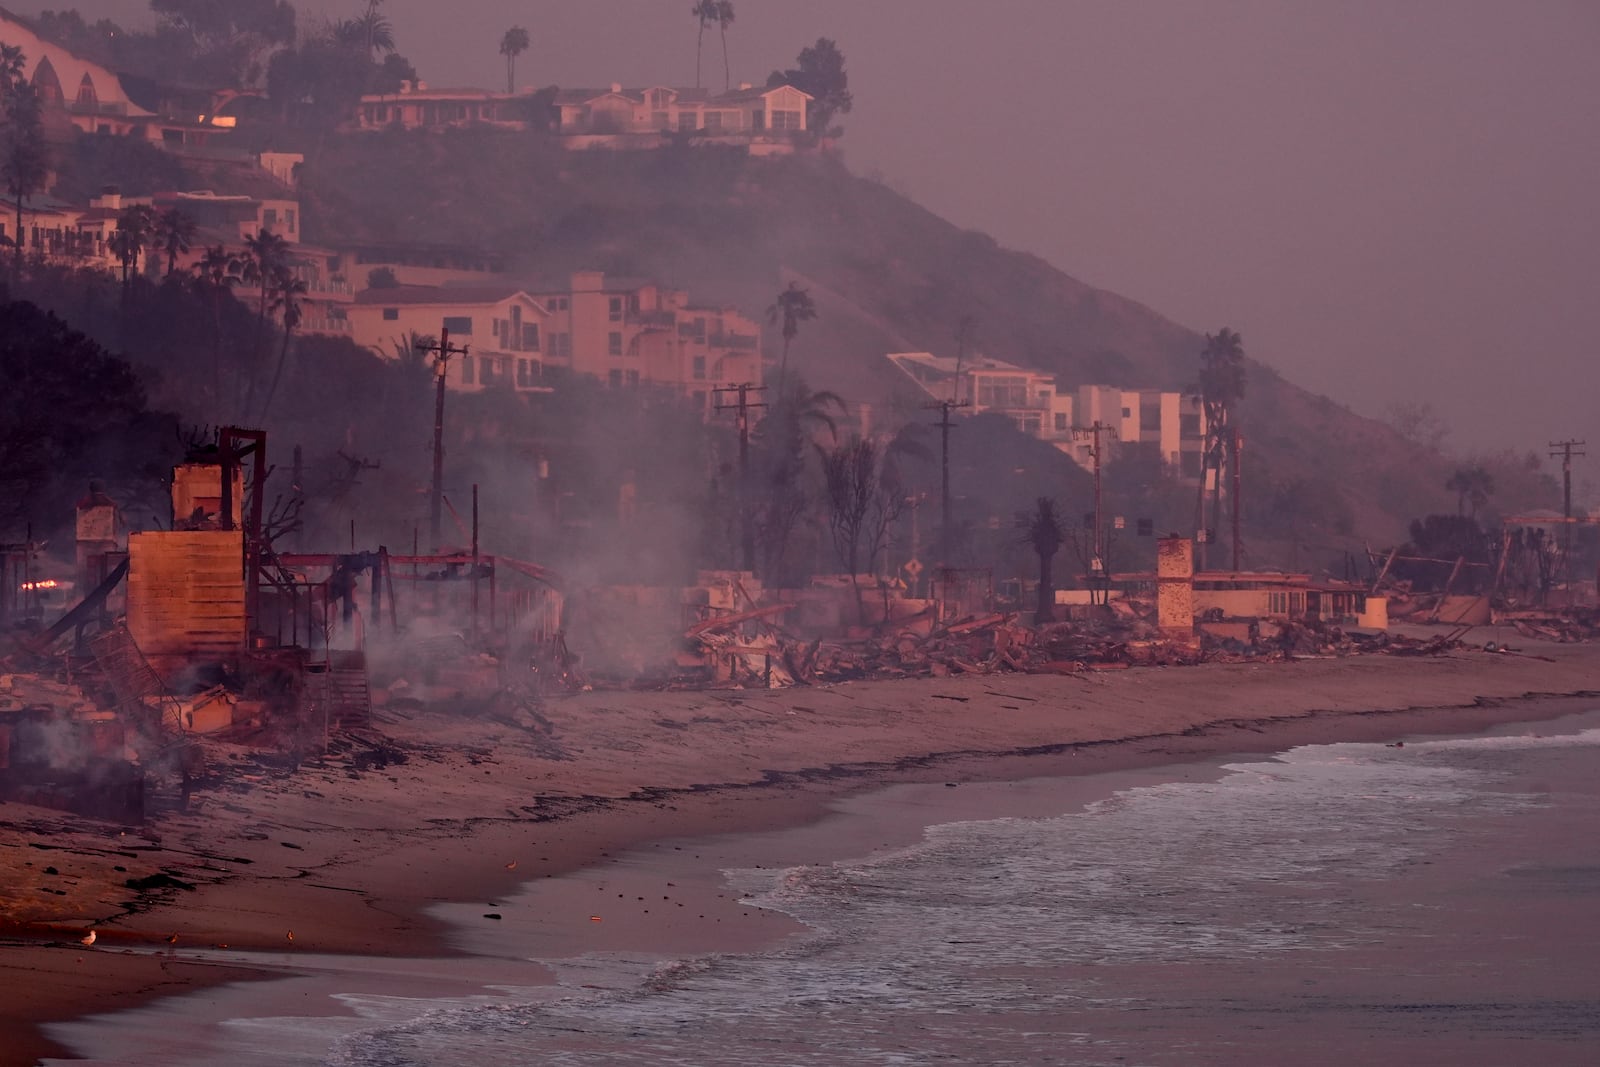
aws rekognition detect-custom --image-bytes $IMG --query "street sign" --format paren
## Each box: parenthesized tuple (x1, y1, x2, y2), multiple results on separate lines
(903, 558, 923, 578)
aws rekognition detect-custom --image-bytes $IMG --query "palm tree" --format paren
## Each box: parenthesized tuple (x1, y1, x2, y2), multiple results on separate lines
(193, 244, 242, 405)
(258, 266, 308, 420)
(240, 229, 289, 414)
(334, 8, 395, 57)
(154, 208, 197, 277)
(2, 77, 49, 282)
(242, 229, 288, 324)
(1191, 327, 1246, 565)
(110, 204, 156, 286)
(766, 281, 817, 386)
(714, 2, 735, 90)
(1017, 497, 1065, 624)
(499, 26, 530, 94)
(751, 376, 843, 581)
(1446, 466, 1495, 519)
(691, 0, 720, 89)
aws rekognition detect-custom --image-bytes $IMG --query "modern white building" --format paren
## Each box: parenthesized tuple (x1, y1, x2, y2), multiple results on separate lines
(887, 352, 1207, 477)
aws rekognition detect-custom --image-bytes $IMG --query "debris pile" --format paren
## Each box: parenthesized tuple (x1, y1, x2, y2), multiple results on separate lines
(1498, 609, 1600, 643)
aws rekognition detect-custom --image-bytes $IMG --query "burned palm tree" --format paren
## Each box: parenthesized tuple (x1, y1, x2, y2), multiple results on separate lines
(766, 281, 817, 388)
(1016, 496, 1065, 624)
(1191, 327, 1246, 566)
(258, 266, 308, 420)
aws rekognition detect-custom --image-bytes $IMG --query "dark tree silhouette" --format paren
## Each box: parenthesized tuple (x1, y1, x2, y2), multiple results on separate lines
(2, 57, 49, 282)
(499, 26, 530, 94)
(768, 38, 853, 136)
(766, 281, 816, 386)
(1017, 496, 1065, 624)
(691, 0, 719, 89)
(1445, 465, 1495, 518)
(1191, 327, 1246, 563)
(155, 208, 197, 277)
(0, 300, 168, 535)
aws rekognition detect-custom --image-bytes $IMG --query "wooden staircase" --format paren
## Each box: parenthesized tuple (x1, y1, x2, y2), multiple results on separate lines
(308, 649, 371, 730)
(88, 625, 184, 738)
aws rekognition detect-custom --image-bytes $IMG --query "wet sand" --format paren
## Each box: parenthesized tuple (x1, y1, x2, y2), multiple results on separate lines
(3, 632, 1596, 1065)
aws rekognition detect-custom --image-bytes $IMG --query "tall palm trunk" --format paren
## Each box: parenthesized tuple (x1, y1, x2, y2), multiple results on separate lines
(695, 24, 704, 88)
(1035, 550, 1056, 624)
(721, 24, 730, 89)
(242, 281, 271, 418)
(260, 324, 294, 421)
(211, 293, 225, 408)
(1193, 430, 1211, 569)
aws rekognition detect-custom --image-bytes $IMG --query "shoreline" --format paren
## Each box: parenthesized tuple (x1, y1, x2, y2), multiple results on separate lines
(4, 640, 1598, 1065)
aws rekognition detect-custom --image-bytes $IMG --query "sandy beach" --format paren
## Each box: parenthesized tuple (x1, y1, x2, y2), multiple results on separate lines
(3, 630, 1597, 1066)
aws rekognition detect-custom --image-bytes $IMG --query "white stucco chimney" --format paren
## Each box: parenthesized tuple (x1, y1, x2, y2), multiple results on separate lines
(610, 82, 622, 94)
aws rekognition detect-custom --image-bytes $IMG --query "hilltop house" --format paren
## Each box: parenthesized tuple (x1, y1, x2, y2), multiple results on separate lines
(554, 82, 810, 150)
(351, 79, 811, 154)
(344, 271, 762, 408)
(0, 9, 234, 147)
(354, 84, 525, 132)
(888, 352, 1207, 478)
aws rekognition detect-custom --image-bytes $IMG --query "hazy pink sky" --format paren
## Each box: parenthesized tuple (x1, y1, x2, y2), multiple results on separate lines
(29, 1, 1600, 473)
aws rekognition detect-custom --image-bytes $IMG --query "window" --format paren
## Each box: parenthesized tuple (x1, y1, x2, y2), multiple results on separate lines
(1121, 406, 1132, 419)
(550, 332, 571, 359)
(770, 110, 802, 130)
(693, 355, 706, 380)
(517, 359, 528, 385)
(1054, 413, 1068, 432)
(608, 331, 623, 356)
(678, 112, 698, 131)
(608, 369, 623, 388)
(286, 209, 297, 232)
(443, 316, 473, 335)
(976, 375, 1027, 408)
(461, 357, 474, 385)
(263, 208, 278, 227)
(522, 323, 540, 350)
(704, 111, 723, 131)
(653, 111, 670, 130)
(1180, 414, 1200, 437)
(382, 308, 399, 321)
(608, 296, 623, 322)
(626, 369, 640, 386)
(478, 356, 492, 383)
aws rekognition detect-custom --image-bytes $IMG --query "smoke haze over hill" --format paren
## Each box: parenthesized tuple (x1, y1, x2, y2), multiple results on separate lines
(36, 0, 1600, 486)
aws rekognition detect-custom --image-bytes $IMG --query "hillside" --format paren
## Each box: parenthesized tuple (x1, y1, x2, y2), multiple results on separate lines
(293, 129, 1564, 565)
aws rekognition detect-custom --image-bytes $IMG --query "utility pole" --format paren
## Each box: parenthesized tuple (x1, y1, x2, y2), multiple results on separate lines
(1549, 438, 1586, 591)
(713, 383, 767, 572)
(1072, 420, 1118, 603)
(925, 398, 972, 563)
(416, 328, 470, 550)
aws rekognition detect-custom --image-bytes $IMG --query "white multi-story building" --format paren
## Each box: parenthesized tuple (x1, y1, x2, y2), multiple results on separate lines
(887, 352, 1207, 478)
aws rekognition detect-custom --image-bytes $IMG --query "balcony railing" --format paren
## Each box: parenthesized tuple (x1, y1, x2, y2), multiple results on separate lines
(709, 332, 759, 351)
(301, 317, 352, 334)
